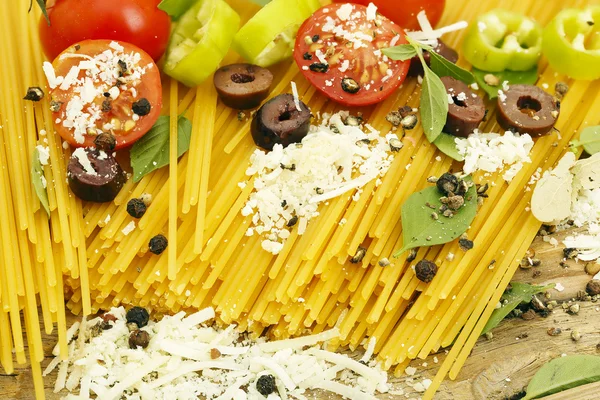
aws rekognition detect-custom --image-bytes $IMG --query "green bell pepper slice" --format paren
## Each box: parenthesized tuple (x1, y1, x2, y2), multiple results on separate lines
(462, 9, 542, 72)
(164, 0, 240, 87)
(232, 0, 321, 67)
(543, 6, 600, 81)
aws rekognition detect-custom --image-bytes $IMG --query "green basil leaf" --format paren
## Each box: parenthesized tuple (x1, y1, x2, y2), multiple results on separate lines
(429, 51, 475, 84)
(433, 132, 464, 161)
(481, 282, 554, 336)
(157, 0, 197, 19)
(523, 355, 600, 400)
(32, 0, 50, 25)
(472, 67, 539, 99)
(420, 62, 448, 143)
(31, 148, 50, 218)
(130, 115, 192, 183)
(571, 126, 600, 155)
(395, 177, 477, 255)
(382, 45, 418, 61)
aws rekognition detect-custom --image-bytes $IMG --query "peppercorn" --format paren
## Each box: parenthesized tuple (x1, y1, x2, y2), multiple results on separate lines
(415, 259, 438, 283)
(341, 77, 360, 94)
(309, 63, 329, 73)
(49, 100, 62, 112)
(563, 248, 579, 260)
(101, 99, 112, 112)
(129, 329, 150, 349)
(385, 111, 402, 127)
(286, 216, 298, 227)
(23, 86, 44, 102)
(400, 114, 418, 130)
(406, 248, 418, 263)
(436, 173, 459, 195)
(398, 105, 413, 118)
(350, 247, 367, 264)
(458, 238, 474, 251)
(94, 132, 117, 152)
(117, 60, 128, 76)
(132, 98, 151, 116)
(210, 348, 221, 359)
(303, 52, 312, 60)
(127, 198, 147, 219)
(586, 279, 600, 296)
(149, 234, 168, 255)
(256, 374, 277, 396)
(126, 306, 150, 328)
(555, 82, 569, 98)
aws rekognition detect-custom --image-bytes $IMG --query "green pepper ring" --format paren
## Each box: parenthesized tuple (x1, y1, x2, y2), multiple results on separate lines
(462, 9, 543, 72)
(543, 6, 600, 81)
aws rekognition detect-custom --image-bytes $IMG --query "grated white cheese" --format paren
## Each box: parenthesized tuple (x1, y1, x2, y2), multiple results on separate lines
(243, 112, 394, 254)
(407, 10, 468, 46)
(290, 81, 302, 112)
(365, 2, 377, 21)
(455, 131, 534, 182)
(121, 221, 136, 236)
(36, 145, 50, 166)
(51, 307, 388, 400)
(72, 148, 97, 176)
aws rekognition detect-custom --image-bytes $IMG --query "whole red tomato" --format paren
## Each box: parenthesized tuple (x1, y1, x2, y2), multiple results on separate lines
(39, 0, 171, 61)
(333, 0, 445, 31)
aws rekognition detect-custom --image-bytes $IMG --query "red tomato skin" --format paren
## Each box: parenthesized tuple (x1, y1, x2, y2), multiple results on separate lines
(333, 0, 445, 31)
(294, 4, 411, 107)
(39, 0, 171, 61)
(50, 40, 162, 149)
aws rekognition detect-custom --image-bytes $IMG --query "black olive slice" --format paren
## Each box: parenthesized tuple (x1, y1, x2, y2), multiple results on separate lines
(213, 63, 273, 110)
(251, 94, 311, 151)
(67, 148, 126, 203)
(408, 40, 459, 77)
(441, 76, 485, 137)
(496, 84, 559, 137)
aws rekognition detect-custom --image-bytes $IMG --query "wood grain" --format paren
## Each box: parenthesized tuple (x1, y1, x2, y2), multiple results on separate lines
(2, 230, 599, 399)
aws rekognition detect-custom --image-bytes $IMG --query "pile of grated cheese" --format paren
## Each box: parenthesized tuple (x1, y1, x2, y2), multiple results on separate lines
(455, 130, 534, 182)
(242, 112, 397, 255)
(46, 307, 389, 400)
(43, 41, 152, 144)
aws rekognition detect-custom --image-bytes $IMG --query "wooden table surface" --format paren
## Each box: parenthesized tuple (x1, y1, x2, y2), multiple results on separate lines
(2, 228, 600, 400)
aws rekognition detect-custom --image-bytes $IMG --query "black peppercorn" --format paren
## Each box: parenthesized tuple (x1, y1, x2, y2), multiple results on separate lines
(126, 306, 150, 328)
(94, 132, 117, 152)
(436, 173, 459, 195)
(309, 63, 329, 73)
(129, 330, 150, 349)
(458, 238, 474, 251)
(341, 77, 360, 94)
(23, 86, 44, 102)
(127, 198, 147, 219)
(586, 279, 600, 296)
(149, 234, 168, 255)
(286, 216, 298, 227)
(117, 59, 128, 76)
(132, 98, 151, 116)
(256, 374, 277, 396)
(303, 52, 312, 60)
(415, 259, 438, 283)
(101, 99, 112, 112)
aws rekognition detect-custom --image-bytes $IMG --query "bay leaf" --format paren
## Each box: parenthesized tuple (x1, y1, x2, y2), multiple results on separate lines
(433, 132, 464, 161)
(481, 282, 554, 336)
(130, 115, 192, 182)
(31, 147, 50, 218)
(531, 152, 576, 223)
(523, 355, 600, 400)
(472, 67, 539, 99)
(395, 177, 477, 255)
(571, 125, 600, 155)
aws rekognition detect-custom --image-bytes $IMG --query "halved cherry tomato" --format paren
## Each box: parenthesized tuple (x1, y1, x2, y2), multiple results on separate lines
(39, 0, 171, 61)
(333, 0, 445, 31)
(48, 40, 162, 149)
(294, 3, 411, 107)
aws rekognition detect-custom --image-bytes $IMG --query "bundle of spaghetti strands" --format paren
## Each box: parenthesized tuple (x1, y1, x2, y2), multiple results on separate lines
(1, 0, 599, 398)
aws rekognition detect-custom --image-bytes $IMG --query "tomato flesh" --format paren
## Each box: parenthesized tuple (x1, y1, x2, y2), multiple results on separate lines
(294, 3, 410, 107)
(39, 0, 171, 61)
(332, 0, 445, 31)
(48, 40, 162, 149)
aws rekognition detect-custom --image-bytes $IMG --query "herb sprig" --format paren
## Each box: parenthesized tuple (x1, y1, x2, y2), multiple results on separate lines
(31, 0, 50, 25)
(383, 39, 475, 143)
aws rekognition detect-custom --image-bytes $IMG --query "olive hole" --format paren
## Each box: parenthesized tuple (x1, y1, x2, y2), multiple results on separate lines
(231, 73, 255, 84)
(279, 111, 292, 121)
(517, 96, 542, 117)
(452, 96, 467, 108)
